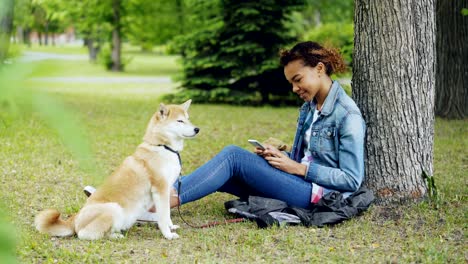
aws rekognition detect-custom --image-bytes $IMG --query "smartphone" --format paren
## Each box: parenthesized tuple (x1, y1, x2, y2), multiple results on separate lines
(248, 139, 265, 150)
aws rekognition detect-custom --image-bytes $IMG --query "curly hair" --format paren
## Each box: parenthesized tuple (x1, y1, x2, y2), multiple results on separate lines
(279, 41, 347, 75)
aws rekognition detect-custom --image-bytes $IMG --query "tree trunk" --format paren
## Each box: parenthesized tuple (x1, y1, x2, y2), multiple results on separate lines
(0, 0, 14, 63)
(435, 0, 468, 119)
(23, 27, 31, 47)
(111, 0, 122, 72)
(353, 0, 436, 205)
(85, 37, 100, 62)
(16, 26, 24, 44)
(38, 32, 43, 45)
(44, 22, 49, 45)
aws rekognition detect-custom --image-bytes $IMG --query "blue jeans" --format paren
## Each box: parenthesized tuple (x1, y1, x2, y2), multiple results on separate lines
(176, 145, 312, 209)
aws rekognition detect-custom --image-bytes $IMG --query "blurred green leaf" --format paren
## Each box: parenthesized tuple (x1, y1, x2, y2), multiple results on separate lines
(0, 202, 16, 264)
(0, 63, 96, 173)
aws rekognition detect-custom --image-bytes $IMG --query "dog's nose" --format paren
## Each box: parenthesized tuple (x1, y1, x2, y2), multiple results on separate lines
(194, 128, 200, 134)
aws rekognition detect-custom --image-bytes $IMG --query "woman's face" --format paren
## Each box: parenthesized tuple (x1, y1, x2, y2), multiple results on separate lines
(284, 59, 322, 102)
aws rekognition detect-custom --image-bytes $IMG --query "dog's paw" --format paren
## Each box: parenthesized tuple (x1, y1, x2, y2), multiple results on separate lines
(164, 232, 179, 240)
(170, 224, 180, 231)
(109, 233, 124, 239)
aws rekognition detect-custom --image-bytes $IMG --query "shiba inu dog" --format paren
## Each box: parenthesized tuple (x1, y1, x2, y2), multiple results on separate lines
(35, 100, 199, 240)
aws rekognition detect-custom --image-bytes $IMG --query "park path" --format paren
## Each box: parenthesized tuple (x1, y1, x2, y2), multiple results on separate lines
(20, 51, 88, 62)
(29, 76, 172, 84)
(21, 51, 173, 84)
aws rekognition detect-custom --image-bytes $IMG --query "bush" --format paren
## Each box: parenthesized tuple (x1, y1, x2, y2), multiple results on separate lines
(97, 43, 132, 71)
(303, 23, 354, 67)
(97, 44, 113, 70)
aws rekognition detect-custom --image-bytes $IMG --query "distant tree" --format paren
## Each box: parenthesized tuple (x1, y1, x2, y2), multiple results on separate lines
(125, 0, 185, 51)
(11, 0, 33, 45)
(61, 0, 122, 70)
(63, 0, 112, 62)
(0, 0, 14, 63)
(353, 0, 436, 204)
(176, 0, 305, 104)
(40, 0, 66, 45)
(110, 0, 123, 71)
(435, 0, 468, 119)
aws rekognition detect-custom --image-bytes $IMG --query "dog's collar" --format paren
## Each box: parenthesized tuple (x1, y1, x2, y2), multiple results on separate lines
(157, 144, 182, 167)
(141, 142, 182, 168)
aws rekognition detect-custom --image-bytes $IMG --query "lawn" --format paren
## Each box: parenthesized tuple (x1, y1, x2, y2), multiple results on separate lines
(0, 48, 466, 263)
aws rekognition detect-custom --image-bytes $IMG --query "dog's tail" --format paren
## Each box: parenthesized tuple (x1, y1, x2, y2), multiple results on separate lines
(35, 209, 76, 237)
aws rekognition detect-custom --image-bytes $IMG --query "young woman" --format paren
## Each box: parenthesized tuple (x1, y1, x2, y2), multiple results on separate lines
(86, 41, 366, 215)
(172, 41, 366, 209)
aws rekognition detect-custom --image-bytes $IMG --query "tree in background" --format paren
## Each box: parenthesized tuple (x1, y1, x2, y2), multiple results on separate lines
(126, 0, 185, 51)
(12, 0, 33, 46)
(299, 0, 354, 67)
(33, 0, 65, 46)
(174, 0, 305, 105)
(10, 0, 67, 47)
(62, 0, 112, 62)
(0, 0, 14, 63)
(12, 0, 182, 69)
(353, 0, 436, 204)
(110, 0, 123, 71)
(435, 0, 467, 119)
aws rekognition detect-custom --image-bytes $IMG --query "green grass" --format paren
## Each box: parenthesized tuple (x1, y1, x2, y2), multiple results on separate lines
(0, 49, 466, 263)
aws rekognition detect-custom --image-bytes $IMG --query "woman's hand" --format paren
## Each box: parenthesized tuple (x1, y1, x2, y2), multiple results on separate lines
(256, 145, 307, 176)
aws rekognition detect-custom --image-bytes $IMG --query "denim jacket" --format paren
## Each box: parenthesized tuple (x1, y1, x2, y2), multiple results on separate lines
(289, 81, 366, 193)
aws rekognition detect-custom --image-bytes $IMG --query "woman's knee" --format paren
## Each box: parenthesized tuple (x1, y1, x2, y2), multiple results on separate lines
(220, 145, 246, 156)
(218, 145, 251, 165)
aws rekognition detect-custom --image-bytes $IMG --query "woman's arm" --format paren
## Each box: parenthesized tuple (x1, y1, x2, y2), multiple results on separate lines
(305, 113, 365, 192)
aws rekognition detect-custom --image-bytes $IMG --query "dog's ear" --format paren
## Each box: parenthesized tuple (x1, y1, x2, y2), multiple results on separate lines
(159, 103, 169, 118)
(180, 99, 192, 112)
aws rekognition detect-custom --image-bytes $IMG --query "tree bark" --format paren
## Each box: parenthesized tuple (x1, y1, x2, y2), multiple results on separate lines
(435, 0, 468, 119)
(0, 0, 14, 62)
(353, 0, 436, 205)
(44, 22, 49, 45)
(111, 0, 122, 72)
(38, 32, 43, 46)
(85, 37, 100, 62)
(23, 27, 31, 47)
